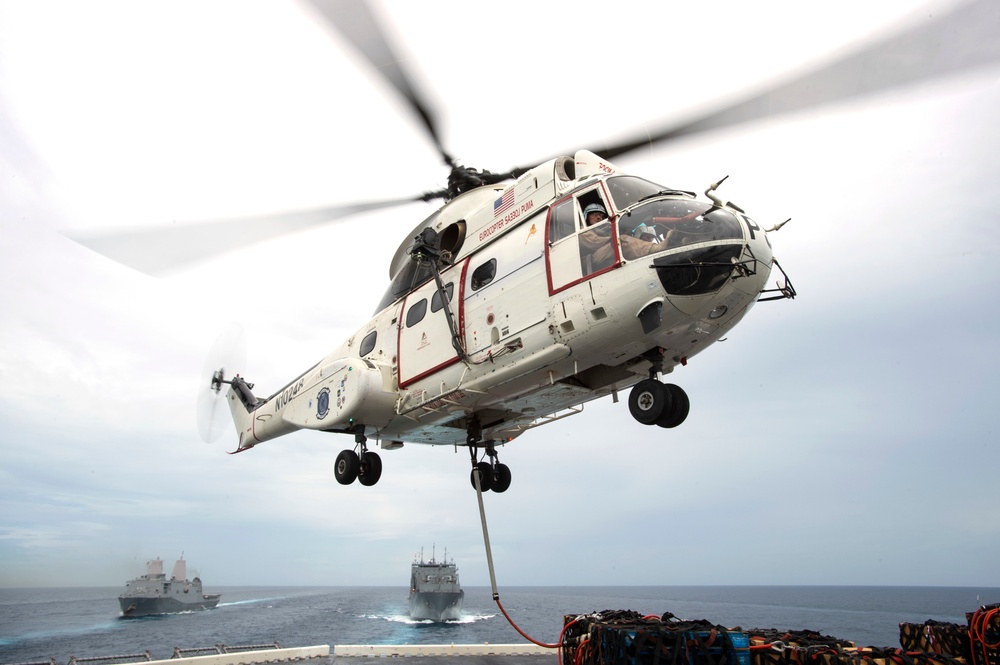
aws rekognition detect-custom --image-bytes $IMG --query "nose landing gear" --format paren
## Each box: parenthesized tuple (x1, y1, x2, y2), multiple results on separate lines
(628, 379, 690, 428)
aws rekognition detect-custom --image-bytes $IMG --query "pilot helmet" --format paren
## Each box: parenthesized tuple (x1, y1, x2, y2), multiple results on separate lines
(632, 223, 657, 241)
(582, 203, 607, 221)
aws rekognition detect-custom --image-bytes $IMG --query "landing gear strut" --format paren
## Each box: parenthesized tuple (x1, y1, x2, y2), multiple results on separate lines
(467, 422, 511, 493)
(334, 424, 383, 487)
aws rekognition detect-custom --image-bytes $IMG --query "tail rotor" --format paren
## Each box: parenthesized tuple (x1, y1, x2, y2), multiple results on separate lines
(196, 322, 247, 443)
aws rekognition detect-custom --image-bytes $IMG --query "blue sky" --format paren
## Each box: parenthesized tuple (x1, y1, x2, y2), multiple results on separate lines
(0, 0, 998, 590)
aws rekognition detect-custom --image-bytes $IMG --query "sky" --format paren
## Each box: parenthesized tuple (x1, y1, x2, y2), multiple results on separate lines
(0, 0, 998, 592)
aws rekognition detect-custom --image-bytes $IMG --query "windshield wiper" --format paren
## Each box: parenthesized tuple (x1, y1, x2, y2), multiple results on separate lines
(637, 188, 696, 204)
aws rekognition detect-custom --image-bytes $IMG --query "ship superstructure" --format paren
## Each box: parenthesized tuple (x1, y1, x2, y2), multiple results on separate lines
(119, 556, 221, 617)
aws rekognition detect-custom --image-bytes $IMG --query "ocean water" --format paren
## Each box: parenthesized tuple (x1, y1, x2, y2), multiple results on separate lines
(1, 586, 998, 664)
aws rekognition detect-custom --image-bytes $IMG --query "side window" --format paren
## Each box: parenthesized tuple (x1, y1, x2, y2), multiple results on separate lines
(430, 283, 454, 312)
(578, 193, 615, 275)
(471, 259, 497, 291)
(548, 200, 576, 243)
(405, 299, 427, 327)
(359, 330, 377, 357)
(578, 192, 608, 221)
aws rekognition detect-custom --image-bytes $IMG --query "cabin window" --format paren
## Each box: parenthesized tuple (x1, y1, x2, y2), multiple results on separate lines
(359, 330, 377, 357)
(405, 298, 427, 327)
(470, 259, 496, 291)
(376, 260, 434, 314)
(430, 283, 454, 312)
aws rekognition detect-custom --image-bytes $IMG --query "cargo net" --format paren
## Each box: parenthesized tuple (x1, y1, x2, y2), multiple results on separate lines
(899, 620, 973, 661)
(561, 611, 974, 665)
(560, 611, 753, 665)
(967, 604, 1000, 665)
(897, 603, 1000, 665)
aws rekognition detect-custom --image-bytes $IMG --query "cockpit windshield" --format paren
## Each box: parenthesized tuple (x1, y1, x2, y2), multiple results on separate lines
(617, 199, 743, 252)
(606, 175, 692, 211)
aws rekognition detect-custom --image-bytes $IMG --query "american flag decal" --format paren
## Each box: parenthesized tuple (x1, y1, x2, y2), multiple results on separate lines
(493, 189, 515, 217)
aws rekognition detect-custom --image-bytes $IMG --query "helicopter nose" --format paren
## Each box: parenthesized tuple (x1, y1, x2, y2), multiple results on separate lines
(648, 225, 774, 324)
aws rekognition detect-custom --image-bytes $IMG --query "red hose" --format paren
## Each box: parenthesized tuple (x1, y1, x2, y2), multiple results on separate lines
(574, 639, 591, 665)
(969, 606, 1000, 665)
(494, 595, 560, 649)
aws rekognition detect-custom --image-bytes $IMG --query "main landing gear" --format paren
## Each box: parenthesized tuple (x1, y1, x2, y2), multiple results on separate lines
(628, 379, 690, 428)
(466, 421, 511, 493)
(334, 424, 383, 487)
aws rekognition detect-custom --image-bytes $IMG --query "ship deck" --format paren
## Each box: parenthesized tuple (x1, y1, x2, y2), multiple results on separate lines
(331, 653, 551, 665)
(333, 644, 552, 665)
(137, 643, 552, 665)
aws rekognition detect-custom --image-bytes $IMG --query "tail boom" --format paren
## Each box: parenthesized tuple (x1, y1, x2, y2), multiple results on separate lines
(224, 375, 297, 453)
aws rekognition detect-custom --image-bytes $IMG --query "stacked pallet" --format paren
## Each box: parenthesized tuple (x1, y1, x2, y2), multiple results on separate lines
(559, 603, 1000, 665)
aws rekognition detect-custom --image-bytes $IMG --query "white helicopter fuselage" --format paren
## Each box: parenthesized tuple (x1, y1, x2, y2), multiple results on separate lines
(224, 150, 786, 459)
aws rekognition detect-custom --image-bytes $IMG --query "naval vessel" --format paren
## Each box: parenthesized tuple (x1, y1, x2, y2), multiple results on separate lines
(119, 556, 221, 617)
(408, 547, 464, 621)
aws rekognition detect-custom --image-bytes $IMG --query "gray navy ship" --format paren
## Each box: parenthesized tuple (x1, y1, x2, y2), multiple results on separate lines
(119, 556, 221, 618)
(408, 547, 464, 621)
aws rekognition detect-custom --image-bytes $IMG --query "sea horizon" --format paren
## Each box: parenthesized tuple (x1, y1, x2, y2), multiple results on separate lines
(3, 582, 995, 589)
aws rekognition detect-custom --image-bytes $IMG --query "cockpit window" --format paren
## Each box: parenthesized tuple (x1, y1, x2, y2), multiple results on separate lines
(618, 200, 743, 250)
(606, 176, 678, 210)
(548, 200, 577, 243)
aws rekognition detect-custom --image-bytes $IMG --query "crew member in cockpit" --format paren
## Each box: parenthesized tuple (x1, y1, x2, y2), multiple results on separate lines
(579, 203, 702, 270)
(584, 203, 609, 227)
(619, 209, 702, 260)
(578, 203, 616, 272)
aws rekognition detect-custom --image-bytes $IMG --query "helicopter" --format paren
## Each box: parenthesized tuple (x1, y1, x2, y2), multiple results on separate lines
(213, 146, 794, 493)
(70, 0, 1000, 493)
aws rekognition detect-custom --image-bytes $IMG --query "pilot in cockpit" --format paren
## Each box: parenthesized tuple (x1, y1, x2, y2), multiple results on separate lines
(631, 223, 659, 242)
(584, 203, 608, 226)
(579, 203, 702, 270)
(619, 209, 702, 260)
(578, 203, 616, 272)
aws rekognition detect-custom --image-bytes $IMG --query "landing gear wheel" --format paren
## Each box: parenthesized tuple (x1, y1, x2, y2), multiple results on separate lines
(492, 463, 511, 493)
(656, 384, 690, 428)
(334, 450, 360, 485)
(470, 461, 494, 491)
(358, 451, 383, 486)
(629, 379, 671, 425)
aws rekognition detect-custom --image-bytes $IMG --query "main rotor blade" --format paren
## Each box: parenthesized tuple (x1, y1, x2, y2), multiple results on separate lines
(510, 0, 1000, 170)
(306, 0, 451, 167)
(68, 197, 423, 275)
